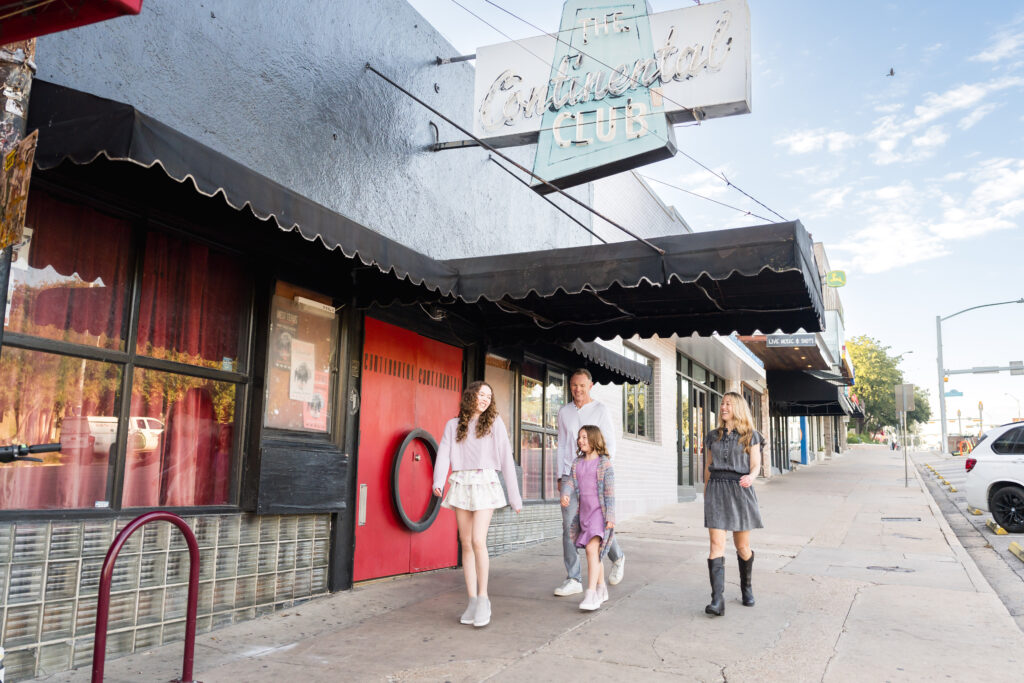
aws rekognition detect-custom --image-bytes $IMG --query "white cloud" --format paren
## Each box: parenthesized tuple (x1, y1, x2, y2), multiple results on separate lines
(831, 158, 1023, 273)
(911, 125, 949, 149)
(774, 129, 857, 155)
(970, 30, 1024, 62)
(874, 103, 904, 114)
(867, 77, 1024, 164)
(958, 103, 998, 130)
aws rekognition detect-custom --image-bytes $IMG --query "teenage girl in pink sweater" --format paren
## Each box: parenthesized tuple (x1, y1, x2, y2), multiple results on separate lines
(433, 381, 522, 627)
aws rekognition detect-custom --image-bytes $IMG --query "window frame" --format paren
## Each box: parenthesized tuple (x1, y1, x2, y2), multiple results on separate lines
(0, 188, 255, 517)
(621, 345, 656, 441)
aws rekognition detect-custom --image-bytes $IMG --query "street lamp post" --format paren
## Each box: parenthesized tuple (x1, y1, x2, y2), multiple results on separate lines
(937, 298, 1024, 454)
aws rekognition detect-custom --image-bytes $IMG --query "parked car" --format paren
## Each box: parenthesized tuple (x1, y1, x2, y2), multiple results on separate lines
(965, 422, 1024, 532)
(59, 415, 165, 459)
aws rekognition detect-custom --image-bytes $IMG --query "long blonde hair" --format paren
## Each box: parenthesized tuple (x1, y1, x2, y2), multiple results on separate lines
(715, 391, 756, 452)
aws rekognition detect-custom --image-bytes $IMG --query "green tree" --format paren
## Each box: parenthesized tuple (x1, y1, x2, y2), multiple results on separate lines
(907, 386, 932, 428)
(847, 336, 902, 433)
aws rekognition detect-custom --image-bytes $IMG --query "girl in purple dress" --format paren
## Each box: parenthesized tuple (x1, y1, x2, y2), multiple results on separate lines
(561, 425, 615, 611)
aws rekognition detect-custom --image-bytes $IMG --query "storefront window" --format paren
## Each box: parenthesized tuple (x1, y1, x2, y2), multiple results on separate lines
(518, 361, 566, 501)
(1, 190, 252, 512)
(263, 284, 337, 433)
(0, 348, 120, 510)
(520, 375, 543, 428)
(6, 190, 132, 350)
(123, 369, 237, 507)
(622, 347, 655, 440)
(484, 355, 515, 443)
(136, 232, 248, 370)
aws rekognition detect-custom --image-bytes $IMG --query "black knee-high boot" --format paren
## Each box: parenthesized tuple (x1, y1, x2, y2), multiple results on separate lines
(737, 551, 755, 606)
(705, 557, 725, 616)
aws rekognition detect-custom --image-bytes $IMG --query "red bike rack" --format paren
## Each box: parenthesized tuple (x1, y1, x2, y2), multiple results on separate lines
(92, 511, 201, 683)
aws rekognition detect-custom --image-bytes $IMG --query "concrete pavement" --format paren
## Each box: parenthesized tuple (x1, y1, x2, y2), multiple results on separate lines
(45, 445, 1024, 682)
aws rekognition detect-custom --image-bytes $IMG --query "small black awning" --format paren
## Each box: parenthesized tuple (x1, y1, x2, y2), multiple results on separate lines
(491, 340, 653, 385)
(30, 80, 825, 345)
(767, 370, 853, 417)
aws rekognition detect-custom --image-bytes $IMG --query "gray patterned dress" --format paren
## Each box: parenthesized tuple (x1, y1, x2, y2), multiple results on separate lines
(703, 428, 764, 531)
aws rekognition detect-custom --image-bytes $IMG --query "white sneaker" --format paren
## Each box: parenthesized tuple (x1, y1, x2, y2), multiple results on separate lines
(608, 555, 626, 586)
(460, 597, 478, 624)
(473, 597, 491, 627)
(597, 583, 608, 604)
(579, 589, 601, 611)
(554, 578, 583, 596)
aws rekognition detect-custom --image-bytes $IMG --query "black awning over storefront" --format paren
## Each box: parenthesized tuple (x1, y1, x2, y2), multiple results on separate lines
(491, 340, 653, 386)
(430, 220, 824, 345)
(767, 370, 853, 417)
(28, 80, 460, 297)
(30, 80, 825, 346)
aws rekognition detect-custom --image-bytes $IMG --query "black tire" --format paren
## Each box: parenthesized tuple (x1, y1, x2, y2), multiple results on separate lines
(991, 485, 1024, 533)
(390, 428, 441, 533)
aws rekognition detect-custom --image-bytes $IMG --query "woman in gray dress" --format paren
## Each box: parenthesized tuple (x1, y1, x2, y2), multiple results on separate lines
(703, 391, 763, 616)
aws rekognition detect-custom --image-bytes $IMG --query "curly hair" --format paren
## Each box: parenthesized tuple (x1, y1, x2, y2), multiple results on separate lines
(456, 381, 498, 442)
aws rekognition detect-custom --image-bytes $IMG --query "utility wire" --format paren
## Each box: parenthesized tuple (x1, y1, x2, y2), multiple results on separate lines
(364, 63, 665, 255)
(638, 174, 775, 223)
(448, 0, 788, 223)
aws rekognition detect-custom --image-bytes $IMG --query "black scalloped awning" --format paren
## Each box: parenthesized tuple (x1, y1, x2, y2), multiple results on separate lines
(767, 370, 853, 417)
(29, 80, 824, 347)
(490, 340, 653, 385)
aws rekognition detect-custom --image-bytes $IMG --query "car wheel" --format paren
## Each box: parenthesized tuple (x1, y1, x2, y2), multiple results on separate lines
(991, 485, 1024, 533)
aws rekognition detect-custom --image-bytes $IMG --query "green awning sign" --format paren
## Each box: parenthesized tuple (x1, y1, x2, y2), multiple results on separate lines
(825, 270, 846, 287)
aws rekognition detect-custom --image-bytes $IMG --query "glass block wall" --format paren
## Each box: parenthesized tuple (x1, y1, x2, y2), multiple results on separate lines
(0, 513, 331, 681)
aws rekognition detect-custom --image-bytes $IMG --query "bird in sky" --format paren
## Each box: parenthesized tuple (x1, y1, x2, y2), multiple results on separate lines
(887, 67, 895, 77)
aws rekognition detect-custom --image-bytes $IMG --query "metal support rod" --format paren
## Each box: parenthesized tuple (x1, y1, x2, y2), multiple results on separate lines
(93, 512, 201, 683)
(487, 155, 607, 244)
(363, 63, 666, 256)
(937, 315, 947, 455)
(435, 53, 476, 65)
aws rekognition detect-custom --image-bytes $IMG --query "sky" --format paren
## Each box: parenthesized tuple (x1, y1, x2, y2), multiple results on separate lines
(407, 0, 1024, 430)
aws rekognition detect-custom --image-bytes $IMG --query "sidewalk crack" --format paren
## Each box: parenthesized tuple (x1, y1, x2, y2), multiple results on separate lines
(821, 585, 862, 682)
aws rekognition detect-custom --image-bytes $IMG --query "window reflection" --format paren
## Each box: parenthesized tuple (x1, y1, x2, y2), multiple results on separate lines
(0, 348, 120, 509)
(520, 430, 543, 500)
(123, 368, 236, 507)
(543, 434, 559, 499)
(521, 376, 543, 427)
(6, 190, 132, 350)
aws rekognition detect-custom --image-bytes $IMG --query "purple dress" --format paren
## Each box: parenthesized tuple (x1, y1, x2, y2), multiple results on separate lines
(575, 458, 605, 548)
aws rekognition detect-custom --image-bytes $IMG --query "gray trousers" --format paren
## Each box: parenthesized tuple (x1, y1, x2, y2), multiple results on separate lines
(561, 485, 622, 581)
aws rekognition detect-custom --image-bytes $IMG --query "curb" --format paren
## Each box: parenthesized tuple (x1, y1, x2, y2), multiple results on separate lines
(911, 456, 994, 595)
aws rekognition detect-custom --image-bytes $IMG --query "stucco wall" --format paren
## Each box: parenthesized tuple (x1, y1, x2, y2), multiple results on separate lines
(36, 0, 594, 259)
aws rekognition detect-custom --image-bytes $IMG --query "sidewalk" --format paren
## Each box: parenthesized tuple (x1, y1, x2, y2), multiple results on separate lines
(45, 445, 1024, 682)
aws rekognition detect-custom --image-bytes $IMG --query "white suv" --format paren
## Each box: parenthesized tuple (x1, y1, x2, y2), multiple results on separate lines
(965, 422, 1024, 532)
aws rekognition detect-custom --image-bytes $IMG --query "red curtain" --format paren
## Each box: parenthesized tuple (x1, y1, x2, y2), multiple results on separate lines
(23, 190, 132, 345)
(136, 232, 247, 367)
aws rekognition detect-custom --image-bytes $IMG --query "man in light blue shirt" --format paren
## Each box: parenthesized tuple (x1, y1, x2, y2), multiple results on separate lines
(553, 368, 626, 596)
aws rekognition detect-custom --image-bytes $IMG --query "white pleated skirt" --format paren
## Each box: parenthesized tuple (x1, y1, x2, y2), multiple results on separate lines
(441, 468, 507, 511)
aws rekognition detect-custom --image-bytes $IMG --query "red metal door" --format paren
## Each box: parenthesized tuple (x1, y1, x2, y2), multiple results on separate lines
(353, 317, 462, 581)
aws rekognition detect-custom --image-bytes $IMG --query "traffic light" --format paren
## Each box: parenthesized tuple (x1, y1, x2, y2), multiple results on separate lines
(944, 376, 949, 382)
